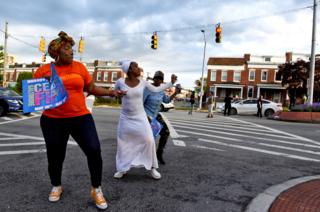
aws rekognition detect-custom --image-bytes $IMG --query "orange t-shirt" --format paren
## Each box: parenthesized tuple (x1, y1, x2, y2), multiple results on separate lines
(33, 61, 92, 118)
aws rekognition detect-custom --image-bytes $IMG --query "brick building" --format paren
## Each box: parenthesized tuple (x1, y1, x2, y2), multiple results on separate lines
(207, 52, 309, 104)
(3, 60, 125, 88)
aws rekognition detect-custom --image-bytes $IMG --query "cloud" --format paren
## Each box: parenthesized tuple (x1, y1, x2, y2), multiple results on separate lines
(0, 0, 317, 89)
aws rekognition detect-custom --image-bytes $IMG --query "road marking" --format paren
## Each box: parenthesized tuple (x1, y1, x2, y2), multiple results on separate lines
(0, 114, 41, 125)
(192, 145, 224, 151)
(0, 132, 78, 146)
(172, 121, 302, 141)
(172, 139, 186, 147)
(0, 149, 46, 155)
(176, 129, 242, 141)
(175, 125, 314, 145)
(0, 142, 45, 147)
(1, 117, 13, 121)
(171, 120, 268, 133)
(228, 117, 320, 145)
(177, 134, 189, 138)
(198, 138, 320, 162)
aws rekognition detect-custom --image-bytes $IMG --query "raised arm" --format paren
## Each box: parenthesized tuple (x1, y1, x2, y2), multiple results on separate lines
(144, 74, 177, 92)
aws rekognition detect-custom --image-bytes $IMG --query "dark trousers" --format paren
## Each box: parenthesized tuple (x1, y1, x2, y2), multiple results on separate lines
(257, 108, 262, 117)
(40, 114, 102, 188)
(224, 105, 231, 116)
(156, 114, 170, 154)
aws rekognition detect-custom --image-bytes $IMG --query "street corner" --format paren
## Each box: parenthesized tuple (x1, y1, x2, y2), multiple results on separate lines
(245, 175, 320, 212)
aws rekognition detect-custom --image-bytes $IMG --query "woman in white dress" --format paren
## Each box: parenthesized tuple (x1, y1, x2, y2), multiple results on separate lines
(114, 60, 177, 180)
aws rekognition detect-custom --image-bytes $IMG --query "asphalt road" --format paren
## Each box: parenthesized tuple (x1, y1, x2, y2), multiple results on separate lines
(0, 108, 319, 212)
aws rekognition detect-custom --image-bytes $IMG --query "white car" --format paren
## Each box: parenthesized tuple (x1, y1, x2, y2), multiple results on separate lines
(221, 98, 283, 117)
(160, 101, 175, 112)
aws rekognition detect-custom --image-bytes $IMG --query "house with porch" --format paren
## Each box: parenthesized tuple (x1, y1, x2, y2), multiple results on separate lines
(207, 52, 309, 104)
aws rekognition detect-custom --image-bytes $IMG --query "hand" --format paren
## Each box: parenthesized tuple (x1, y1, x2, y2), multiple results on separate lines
(44, 76, 51, 82)
(112, 90, 127, 97)
(171, 74, 177, 84)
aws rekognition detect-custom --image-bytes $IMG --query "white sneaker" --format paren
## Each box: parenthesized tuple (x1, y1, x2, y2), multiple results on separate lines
(113, 171, 126, 179)
(150, 168, 161, 180)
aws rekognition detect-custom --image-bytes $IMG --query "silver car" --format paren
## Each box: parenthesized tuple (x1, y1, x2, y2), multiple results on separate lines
(221, 98, 283, 117)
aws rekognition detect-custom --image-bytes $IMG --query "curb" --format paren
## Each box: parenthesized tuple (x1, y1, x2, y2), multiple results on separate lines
(245, 175, 320, 212)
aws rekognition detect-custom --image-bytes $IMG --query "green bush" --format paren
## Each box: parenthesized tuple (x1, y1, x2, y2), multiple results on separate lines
(94, 96, 121, 106)
(14, 72, 33, 94)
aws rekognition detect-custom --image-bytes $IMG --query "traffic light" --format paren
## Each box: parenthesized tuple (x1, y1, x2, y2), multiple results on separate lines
(151, 32, 157, 50)
(39, 37, 46, 53)
(78, 37, 84, 53)
(41, 53, 46, 62)
(215, 24, 222, 43)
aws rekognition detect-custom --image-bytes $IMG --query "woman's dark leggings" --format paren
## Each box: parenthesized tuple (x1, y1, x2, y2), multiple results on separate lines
(40, 114, 102, 188)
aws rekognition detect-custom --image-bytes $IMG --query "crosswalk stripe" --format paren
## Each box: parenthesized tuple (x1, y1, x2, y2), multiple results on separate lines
(172, 139, 186, 147)
(175, 125, 312, 145)
(0, 114, 41, 125)
(1, 117, 13, 121)
(191, 145, 224, 151)
(228, 117, 319, 145)
(176, 129, 242, 141)
(0, 149, 46, 155)
(171, 120, 274, 134)
(0, 142, 45, 147)
(198, 138, 320, 162)
(172, 121, 301, 140)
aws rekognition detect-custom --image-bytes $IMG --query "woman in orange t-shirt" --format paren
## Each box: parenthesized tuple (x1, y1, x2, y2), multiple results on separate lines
(33, 31, 125, 210)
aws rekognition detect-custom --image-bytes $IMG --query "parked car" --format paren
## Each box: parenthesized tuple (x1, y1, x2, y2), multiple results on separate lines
(0, 87, 24, 116)
(160, 101, 175, 112)
(220, 98, 283, 117)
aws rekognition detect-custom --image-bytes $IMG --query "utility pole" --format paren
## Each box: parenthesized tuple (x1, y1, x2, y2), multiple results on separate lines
(2, 21, 8, 87)
(198, 29, 207, 110)
(308, 0, 317, 104)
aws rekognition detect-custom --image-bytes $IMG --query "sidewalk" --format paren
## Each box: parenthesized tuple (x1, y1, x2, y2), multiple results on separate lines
(245, 175, 320, 212)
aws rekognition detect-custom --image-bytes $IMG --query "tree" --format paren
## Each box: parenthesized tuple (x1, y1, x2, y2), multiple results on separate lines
(14, 72, 33, 94)
(277, 59, 320, 106)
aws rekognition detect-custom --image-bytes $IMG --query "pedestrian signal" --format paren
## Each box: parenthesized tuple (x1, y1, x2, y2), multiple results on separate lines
(151, 32, 157, 50)
(215, 24, 222, 43)
(78, 37, 84, 53)
(39, 37, 46, 53)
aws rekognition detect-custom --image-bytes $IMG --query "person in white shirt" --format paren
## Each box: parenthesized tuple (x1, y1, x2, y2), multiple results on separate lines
(113, 60, 177, 180)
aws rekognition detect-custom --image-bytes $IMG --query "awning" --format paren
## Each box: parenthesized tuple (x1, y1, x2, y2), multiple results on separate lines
(257, 84, 287, 89)
(211, 84, 244, 89)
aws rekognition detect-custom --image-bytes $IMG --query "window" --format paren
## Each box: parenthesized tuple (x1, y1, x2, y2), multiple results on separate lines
(210, 70, 216, 81)
(265, 57, 271, 62)
(103, 72, 109, 81)
(261, 70, 268, 81)
(233, 71, 241, 82)
(112, 72, 118, 82)
(96, 72, 101, 81)
(275, 70, 282, 81)
(247, 87, 253, 98)
(249, 69, 255, 81)
(221, 71, 227, 81)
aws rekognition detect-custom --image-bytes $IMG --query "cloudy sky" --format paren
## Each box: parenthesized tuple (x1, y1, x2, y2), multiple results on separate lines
(0, 0, 317, 89)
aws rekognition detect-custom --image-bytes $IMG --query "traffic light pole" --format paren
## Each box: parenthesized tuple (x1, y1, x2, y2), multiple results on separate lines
(2, 22, 8, 87)
(198, 30, 206, 110)
(308, 0, 317, 104)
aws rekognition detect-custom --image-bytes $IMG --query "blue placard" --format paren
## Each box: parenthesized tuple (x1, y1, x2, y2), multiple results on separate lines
(150, 117, 163, 139)
(22, 64, 68, 113)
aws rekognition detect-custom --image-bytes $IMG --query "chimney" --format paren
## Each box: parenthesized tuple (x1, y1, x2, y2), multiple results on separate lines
(244, 54, 250, 61)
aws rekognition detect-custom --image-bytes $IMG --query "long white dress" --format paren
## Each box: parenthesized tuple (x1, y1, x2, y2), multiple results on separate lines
(115, 78, 172, 172)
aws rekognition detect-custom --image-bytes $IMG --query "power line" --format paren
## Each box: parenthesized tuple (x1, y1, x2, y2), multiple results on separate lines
(0, 28, 38, 49)
(4, 3, 314, 40)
